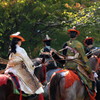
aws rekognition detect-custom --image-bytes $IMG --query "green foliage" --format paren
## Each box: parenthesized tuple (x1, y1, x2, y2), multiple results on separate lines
(0, 0, 100, 59)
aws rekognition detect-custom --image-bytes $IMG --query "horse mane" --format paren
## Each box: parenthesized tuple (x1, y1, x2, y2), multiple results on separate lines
(49, 73, 64, 100)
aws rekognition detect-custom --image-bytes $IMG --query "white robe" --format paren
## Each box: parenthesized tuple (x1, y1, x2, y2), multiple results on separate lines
(16, 45, 34, 75)
(5, 45, 44, 94)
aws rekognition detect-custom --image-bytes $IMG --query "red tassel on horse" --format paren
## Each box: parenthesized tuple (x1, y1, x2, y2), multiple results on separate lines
(20, 90, 22, 100)
(38, 94, 44, 100)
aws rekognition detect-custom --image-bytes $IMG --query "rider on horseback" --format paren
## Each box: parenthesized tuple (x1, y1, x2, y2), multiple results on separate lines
(39, 35, 57, 71)
(83, 36, 100, 58)
(62, 26, 95, 91)
(83, 36, 100, 80)
(39, 35, 61, 82)
(5, 32, 44, 95)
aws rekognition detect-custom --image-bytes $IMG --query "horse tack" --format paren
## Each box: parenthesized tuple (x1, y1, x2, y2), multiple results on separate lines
(64, 70, 80, 88)
(53, 69, 80, 88)
(85, 87, 96, 100)
(9, 73, 23, 100)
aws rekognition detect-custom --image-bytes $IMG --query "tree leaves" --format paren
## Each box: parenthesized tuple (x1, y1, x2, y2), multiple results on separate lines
(0, 0, 99, 59)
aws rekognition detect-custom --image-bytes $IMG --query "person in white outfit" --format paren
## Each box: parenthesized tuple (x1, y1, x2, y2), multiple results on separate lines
(5, 32, 44, 94)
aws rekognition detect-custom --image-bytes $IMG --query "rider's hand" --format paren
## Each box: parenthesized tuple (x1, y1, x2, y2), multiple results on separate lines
(42, 62, 48, 67)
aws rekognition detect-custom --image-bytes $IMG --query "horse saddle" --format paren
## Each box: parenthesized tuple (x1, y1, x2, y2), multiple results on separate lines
(77, 66, 97, 93)
(9, 73, 20, 90)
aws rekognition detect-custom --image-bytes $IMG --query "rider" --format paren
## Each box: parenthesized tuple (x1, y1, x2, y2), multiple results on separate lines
(83, 37, 100, 80)
(39, 34, 58, 71)
(83, 36, 100, 58)
(62, 26, 91, 73)
(62, 26, 95, 91)
(39, 35, 61, 82)
(5, 32, 44, 94)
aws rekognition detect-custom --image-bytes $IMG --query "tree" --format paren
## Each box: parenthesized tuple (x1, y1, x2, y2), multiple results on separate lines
(0, 0, 99, 59)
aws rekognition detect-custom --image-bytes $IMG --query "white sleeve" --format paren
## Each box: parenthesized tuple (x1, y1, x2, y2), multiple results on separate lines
(17, 47, 34, 74)
(20, 48, 33, 65)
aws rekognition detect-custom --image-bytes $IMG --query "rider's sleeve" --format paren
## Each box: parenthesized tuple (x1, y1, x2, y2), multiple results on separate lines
(75, 42, 88, 63)
(17, 47, 34, 74)
(75, 42, 92, 74)
(62, 43, 68, 56)
(20, 48, 33, 65)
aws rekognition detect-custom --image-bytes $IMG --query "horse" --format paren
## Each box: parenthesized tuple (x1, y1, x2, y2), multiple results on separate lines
(88, 52, 100, 100)
(49, 51, 100, 100)
(88, 50, 100, 79)
(0, 57, 46, 100)
(49, 69, 92, 100)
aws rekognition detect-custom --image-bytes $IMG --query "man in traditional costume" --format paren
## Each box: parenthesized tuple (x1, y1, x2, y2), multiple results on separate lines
(83, 36, 100, 80)
(83, 36, 100, 58)
(5, 32, 44, 95)
(62, 26, 95, 91)
(39, 35, 57, 71)
(39, 35, 61, 82)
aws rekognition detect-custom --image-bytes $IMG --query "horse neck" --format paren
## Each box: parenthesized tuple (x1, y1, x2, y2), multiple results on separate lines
(32, 58, 46, 84)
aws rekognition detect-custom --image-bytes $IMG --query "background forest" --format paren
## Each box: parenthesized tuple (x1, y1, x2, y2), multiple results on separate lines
(0, 0, 100, 61)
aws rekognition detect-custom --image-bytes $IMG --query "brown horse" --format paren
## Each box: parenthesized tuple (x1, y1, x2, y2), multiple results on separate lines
(0, 57, 46, 100)
(49, 52, 100, 100)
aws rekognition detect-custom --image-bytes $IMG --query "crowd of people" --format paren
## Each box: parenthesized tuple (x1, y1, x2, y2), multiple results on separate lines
(3, 27, 100, 96)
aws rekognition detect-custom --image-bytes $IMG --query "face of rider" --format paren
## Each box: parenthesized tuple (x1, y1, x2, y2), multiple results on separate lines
(69, 31, 77, 38)
(44, 40, 51, 46)
(85, 39, 93, 46)
(17, 40, 22, 46)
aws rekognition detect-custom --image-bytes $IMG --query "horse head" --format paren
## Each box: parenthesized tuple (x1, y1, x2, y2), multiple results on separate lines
(32, 57, 46, 84)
